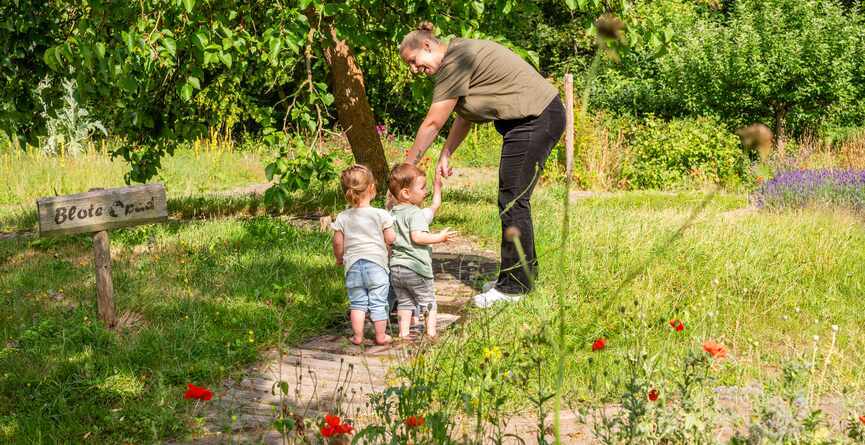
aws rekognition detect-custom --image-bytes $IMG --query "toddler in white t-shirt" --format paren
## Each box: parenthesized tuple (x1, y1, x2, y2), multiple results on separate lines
(331, 165, 395, 345)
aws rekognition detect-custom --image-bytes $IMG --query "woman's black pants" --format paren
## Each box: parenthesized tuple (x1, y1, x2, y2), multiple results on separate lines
(492, 96, 565, 294)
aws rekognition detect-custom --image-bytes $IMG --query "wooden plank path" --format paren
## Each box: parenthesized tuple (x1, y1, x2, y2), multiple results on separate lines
(182, 240, 499, 444)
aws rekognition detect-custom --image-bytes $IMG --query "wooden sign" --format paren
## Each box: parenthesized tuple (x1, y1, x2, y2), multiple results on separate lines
(37, 184, 167, 237)
(36, 184, 168, 329)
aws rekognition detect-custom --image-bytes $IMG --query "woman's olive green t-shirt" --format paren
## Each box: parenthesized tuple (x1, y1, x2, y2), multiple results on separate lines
(432, 38, 559, 123)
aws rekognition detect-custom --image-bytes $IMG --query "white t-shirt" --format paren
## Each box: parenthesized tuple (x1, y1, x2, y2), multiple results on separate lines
(331, 207, 393, 273)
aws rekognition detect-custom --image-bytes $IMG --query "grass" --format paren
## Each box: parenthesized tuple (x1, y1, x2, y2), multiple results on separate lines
(0, 217, 346, 443)
(423, 176, 865, 415)
(0, 143, 271, 232)
(3, 135, 865, 442)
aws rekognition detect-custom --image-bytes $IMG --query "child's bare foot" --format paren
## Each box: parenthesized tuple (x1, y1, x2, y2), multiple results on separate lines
(374, 334, 392, 345)
(350, 336, 364, 346)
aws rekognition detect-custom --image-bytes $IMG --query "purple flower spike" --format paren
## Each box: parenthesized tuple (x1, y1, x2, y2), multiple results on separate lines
(752, 169, 865, 212)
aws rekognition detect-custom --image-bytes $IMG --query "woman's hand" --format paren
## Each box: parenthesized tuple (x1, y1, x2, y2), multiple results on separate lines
(437, 152, 453, 178)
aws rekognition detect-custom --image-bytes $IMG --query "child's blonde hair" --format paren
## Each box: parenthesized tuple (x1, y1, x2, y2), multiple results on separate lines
(340, 164, 376, 206)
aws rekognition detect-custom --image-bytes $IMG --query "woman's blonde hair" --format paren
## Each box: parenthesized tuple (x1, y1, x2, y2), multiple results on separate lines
(399, 21, 440, 53)
(340, 164, 376, 206)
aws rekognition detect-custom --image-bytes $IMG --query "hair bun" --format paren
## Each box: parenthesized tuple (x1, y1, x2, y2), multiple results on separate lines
(417, 21, 435, 32)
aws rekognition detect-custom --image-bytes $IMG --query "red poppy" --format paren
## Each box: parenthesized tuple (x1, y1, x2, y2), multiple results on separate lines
(404, 415, 425, 428)
(860, 415, 865, 425)
(184, 384, 213, 401)
(702, 340, 727, 359)
(325, 414, 341, 427)
(321, 414, 353, 437)
(320, 425, 336, 437)
(592, 338, 606, 352)
(669, 319, 685, 332)
(648, 389, 659, 401)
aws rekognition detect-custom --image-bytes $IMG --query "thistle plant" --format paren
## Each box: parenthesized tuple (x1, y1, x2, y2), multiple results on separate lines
(37, 78, 107, 157)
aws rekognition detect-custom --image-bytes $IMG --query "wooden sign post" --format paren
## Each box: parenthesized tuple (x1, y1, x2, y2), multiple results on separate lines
(37, 184, 168, 328)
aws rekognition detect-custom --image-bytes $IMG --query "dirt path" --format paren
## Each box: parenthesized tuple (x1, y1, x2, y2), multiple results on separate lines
(181, 237, 500, 444)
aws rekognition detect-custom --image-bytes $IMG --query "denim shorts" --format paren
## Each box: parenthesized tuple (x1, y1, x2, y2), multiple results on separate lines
(345, 259, 390, 322)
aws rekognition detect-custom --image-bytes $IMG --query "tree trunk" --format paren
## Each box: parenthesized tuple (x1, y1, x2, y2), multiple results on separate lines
(320, 21, 389, 192)
(774, 106, 788, 153)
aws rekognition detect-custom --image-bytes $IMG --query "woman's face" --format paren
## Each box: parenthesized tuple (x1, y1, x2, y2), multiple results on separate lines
(400, 40, 442, 76)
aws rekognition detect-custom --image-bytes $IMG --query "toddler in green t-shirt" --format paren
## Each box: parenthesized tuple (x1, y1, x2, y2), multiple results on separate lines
(388, 163, 456, 339)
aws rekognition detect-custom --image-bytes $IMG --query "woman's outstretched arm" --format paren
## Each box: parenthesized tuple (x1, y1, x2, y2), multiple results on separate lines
(405, 98, 458, 164)
(436, 115, 472, 178)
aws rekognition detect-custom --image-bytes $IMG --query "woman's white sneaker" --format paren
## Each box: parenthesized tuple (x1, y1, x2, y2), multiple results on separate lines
(472, 288, 523, 308)
(481, 280, 497, 292)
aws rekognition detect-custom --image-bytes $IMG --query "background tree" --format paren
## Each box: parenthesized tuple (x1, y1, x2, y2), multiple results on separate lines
(594, 0, 864, 146)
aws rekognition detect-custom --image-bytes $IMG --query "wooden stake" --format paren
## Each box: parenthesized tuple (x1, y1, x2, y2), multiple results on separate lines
(90, 188, 116, 328)
(564, 73, 575, 180)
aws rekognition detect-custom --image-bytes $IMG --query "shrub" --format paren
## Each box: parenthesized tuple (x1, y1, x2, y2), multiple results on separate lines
(620, 116, 747, 190)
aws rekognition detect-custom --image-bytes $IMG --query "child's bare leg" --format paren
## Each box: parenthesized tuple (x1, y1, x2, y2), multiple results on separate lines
(349, 310, 366, 345)
(425, 309, 437, 338)
(373, 320, 391, 345)
(397, 309, 414, 338)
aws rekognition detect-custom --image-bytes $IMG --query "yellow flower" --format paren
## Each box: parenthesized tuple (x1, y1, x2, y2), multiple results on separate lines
(483, 346, 502, 362)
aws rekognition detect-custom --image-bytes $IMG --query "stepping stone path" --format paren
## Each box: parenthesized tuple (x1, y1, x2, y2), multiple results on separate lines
(183, 238, 499, 444)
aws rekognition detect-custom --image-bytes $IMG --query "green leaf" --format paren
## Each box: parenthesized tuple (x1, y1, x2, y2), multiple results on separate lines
(663, 28, 674, 43)
(219, 52, 233, 68)
(472, 0, 484, 15)
(564, 0, 577, 11)
(187, 76, 200, 89)
(163, 37, 177, 56)
(299, 0, 312, 8)
(120, 77, 137, 92)
(284, 32, 301, 54)
(268, 37, 282, 62)
(95, 42, 106, 59)
(321, 93, 334, 106)
(182, 0, 195, 13)
(180, 83, 193, 101)
(265, 163, 276, 181)
(43, 47, 58, 71)
(122, 31, 135, 52)
(194, 31, 209, 48)
(322, 3, 339, 16)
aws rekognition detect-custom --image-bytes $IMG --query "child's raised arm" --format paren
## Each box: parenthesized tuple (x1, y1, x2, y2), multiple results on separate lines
(332, 230, 345, 266)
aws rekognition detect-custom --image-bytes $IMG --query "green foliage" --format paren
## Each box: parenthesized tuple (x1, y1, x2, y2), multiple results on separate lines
(263, 143, 338, 213)
(2, 0, 591, 183)
(621, 116, 747, 189)
(595, 0, 865, 137)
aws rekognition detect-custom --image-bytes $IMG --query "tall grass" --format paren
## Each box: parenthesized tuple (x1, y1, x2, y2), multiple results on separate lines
(432, 181, 865, 399)
(0, 142, 270, 232)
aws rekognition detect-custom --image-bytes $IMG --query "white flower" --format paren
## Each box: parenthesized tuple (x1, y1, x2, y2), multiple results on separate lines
(831, 325, 839, 333)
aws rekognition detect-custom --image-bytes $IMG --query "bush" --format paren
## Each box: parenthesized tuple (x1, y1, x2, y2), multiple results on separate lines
(621, 116, 747, 190)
